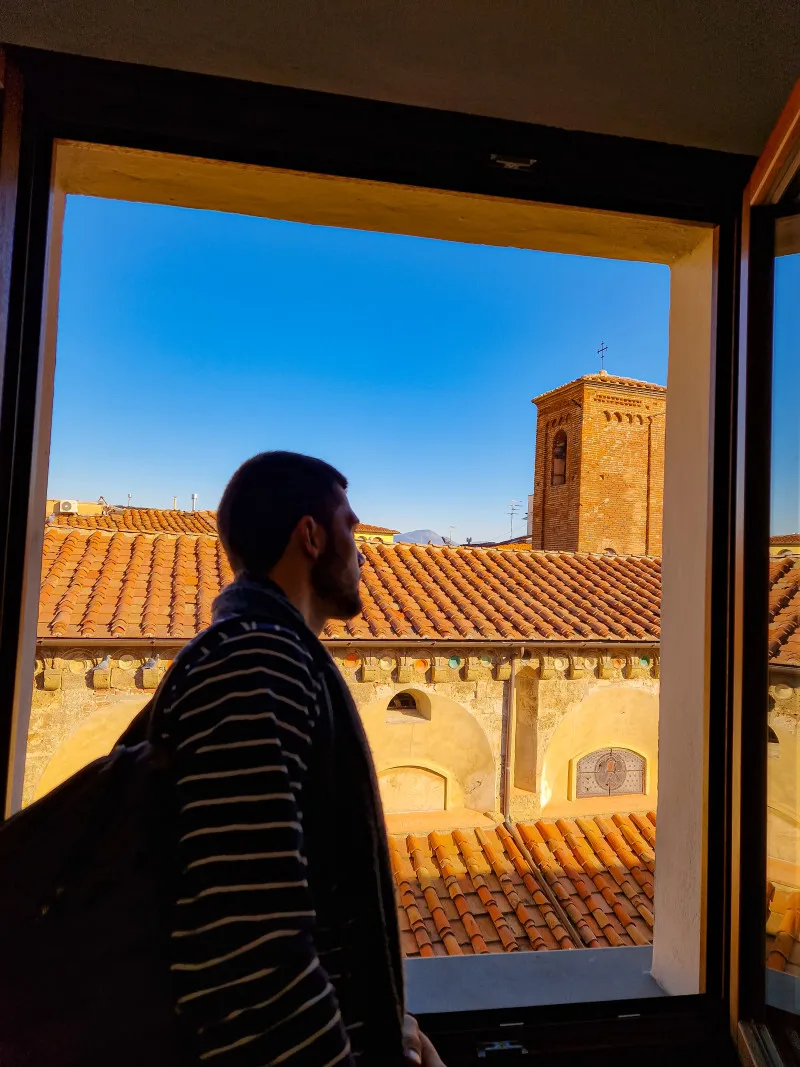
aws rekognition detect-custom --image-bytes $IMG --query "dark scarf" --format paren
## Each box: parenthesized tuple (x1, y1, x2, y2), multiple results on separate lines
(212, 574, 406, 1064)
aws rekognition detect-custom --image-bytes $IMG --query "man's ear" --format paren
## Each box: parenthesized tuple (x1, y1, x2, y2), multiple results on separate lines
(295, 515, 326, 560)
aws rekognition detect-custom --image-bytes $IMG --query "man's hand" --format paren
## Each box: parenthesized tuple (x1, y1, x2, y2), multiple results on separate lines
(403, 1014, 445, 1066)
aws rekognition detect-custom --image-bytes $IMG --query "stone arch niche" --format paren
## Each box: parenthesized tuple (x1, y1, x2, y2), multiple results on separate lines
(358, 688, 496, 813)
(539, 685, 659, 818)
(378, 764, 448, 813)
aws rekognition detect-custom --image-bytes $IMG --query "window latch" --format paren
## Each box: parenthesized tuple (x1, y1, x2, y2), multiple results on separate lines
(477, 1039, 529, 1058)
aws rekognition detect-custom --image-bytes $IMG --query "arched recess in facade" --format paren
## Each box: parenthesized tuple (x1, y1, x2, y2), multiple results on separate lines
(358, 688, 496, 814)
(539, 685, 659, 818)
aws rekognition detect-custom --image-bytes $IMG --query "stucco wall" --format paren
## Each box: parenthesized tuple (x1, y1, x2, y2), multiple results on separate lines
(24, 647, 163, 805)
(354, 686, 499, 813)
(25, 645, 511, 812)
(26, 643, 663, 824)
(769, 682, 800, 877)
(511, 654, 659, 822)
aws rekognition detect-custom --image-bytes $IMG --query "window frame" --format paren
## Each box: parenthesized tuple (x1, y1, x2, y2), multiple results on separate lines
(0, 43, 754, 1060)
(732, 81, 800, 1065)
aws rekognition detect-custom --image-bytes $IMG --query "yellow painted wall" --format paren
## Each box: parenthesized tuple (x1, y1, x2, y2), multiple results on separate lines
(45, 498, 105, 516)
(357, 688, 496, 813)
(354, 531, 395, 545)
(768, 687, 800, 876)
(378, 766, 447, 813)
(539, 684, 659, 818)
(33, 694, 149, 801)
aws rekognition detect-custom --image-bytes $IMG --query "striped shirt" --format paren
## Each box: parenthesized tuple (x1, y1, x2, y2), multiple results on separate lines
(160, 619, 359, 1066)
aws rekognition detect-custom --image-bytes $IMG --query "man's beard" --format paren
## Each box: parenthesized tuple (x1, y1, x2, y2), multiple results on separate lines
(310, 542, 363, 620)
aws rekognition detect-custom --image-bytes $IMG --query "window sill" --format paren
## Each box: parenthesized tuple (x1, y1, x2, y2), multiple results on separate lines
(405, 945, 663, 1014)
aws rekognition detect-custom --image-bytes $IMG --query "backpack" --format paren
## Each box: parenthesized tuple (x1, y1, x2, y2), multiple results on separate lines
(0, 634, 218, 1067)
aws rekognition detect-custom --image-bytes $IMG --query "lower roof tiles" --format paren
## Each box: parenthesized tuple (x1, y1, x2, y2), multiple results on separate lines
(392, 813, 657, 957)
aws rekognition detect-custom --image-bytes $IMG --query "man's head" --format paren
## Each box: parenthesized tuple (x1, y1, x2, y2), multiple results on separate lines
(217, 452, 364, 627)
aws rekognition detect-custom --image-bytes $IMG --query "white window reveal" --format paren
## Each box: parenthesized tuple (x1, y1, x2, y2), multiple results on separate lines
(575, 748, 645, 798)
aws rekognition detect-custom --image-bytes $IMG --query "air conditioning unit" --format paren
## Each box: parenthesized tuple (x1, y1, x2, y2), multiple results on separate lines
(58, 500, 79, 514)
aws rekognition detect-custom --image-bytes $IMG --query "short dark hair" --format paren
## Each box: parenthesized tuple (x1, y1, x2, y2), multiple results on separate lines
(217, 452, 348, 574)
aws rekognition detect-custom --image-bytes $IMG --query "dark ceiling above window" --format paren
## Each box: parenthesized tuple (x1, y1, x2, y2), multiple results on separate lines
(0, 0, 797, 153)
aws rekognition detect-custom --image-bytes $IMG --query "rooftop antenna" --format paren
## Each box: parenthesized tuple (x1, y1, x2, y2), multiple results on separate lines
(598, 341, 608, 372)
(508, 499, 521, 539)
(191, 493, 198, 512)
(447, 525, 455, 546)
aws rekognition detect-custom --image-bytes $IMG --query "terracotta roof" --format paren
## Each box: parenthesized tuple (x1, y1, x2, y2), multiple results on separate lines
(393, 814, 656, 956)
(38, 528, 234, 639)
(37, 525, 800, 660)
(771, 534, 800, 545)
(50, 508, 397, 538)
(533, 372, 666, 405)
(52, 508, 218, 535)
(37, 526, 662, 642)
(769, 556, 800, 667)
(767, 884, 800, 974)
(354, 523, 400, 535)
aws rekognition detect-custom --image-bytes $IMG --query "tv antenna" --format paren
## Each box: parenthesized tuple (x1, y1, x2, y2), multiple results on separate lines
(508, 500, 521, 539)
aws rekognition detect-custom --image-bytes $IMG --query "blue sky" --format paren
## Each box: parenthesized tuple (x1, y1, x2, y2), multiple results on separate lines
(771, 251, 800, 536)
(50, 195, 670, 542)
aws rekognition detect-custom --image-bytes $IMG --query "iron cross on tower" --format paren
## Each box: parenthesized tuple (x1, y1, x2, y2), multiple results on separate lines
(597, 341, 608, 371)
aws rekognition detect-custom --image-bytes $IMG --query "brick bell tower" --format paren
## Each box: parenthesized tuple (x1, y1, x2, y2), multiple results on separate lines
(530, 370, 667, 555)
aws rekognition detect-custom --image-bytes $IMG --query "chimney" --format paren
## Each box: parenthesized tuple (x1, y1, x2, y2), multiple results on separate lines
(173, 496, 178, 510)
(191, 494, 198, 512)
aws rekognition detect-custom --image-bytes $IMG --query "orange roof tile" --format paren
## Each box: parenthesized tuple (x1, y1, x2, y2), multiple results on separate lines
(37, 526, 662, 642)
(37, 524, 800, 661)
(354, 523, 400, 535)
(769, 555, 800, 666)
(771, 534, 800, 545)
(393, 815, 657, 957)
(38, 528, 234, 639)
(51, 508, 219, 535)
(533, 372, 666, 405)
(50, 508, 397, 538)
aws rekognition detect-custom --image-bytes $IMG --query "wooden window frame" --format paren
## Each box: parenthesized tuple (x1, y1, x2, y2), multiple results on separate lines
(0, 44, 756, 1062)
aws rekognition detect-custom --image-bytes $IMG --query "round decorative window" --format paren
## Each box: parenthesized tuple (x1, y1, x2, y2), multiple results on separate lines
(448, 655, 462, 670)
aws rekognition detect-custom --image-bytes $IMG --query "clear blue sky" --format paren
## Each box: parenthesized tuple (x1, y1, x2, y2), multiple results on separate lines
(49, 195, 670, 543)
(771, 251, 800, 536)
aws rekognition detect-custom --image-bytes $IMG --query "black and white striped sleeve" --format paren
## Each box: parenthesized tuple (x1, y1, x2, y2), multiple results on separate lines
(164, 624, 353, 1067)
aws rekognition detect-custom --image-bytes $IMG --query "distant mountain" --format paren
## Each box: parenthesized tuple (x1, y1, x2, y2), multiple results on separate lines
(394, 529, 446, 546)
